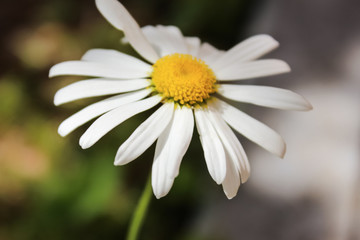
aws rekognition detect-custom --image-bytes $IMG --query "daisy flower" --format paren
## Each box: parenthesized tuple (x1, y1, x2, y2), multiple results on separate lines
(50, 0, 312, 199)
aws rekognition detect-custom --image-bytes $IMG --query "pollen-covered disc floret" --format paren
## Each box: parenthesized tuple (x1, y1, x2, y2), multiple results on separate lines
(151, 53, 217, 106)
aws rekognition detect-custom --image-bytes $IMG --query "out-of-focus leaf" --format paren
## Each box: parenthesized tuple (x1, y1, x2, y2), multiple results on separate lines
(70, 151, 119, 222)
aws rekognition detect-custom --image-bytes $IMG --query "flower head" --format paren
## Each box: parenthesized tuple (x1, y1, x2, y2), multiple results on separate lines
(151, 53, 217, 106)
(50, 0, 312, 199)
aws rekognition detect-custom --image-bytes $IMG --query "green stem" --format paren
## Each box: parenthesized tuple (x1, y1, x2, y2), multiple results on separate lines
(126, 175, 152, 240)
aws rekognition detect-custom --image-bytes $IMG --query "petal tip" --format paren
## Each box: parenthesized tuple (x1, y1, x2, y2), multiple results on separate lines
(95, 0, 125, 31)
(53, 94, 62, 106)
(153, 188, 168, 199)
(48, 66, 56, 78)
(113, 158, 121, 166)
(294, 96, 313, 111)
(80, 144, 88, 150)
(114, 158, 124, 166)
(57, 126, 68, 137)
(114, 147, 127, 166)
(114, 150, 131, 166)
(79, 136, 91, 149)
(114, 155, 122, 166)
(152, 182, 164, 199)
(241, 174, 250, 184)
(272, 137, 287, 158)
(154, 192, 163, 199)
(258, 34, 279, 45)
(80, 144, 89, 150)
(215, 175, 226, 185)
(225, 193, 236, 200)
(279, 143, 287, 159)
(282, 61, 291, 72)
(223, 187, 238, 199)
(305, 101, 313, 111)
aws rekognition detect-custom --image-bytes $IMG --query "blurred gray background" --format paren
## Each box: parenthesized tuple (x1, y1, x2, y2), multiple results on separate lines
(197, 1, 360, 239)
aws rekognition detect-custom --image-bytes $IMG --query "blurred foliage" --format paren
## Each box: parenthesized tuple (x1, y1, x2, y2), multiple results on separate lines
(0, 0, 260, 239)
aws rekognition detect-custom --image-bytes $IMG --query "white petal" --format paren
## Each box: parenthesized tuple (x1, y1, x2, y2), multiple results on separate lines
(155, 107, 194, 179)
(114, 102, 174, 166)
(198, 42, 224, 66)
(198, 42, 221, 58)
(213, 98, 286, 158)
(151, 108, 193, 199)
(211, 34, 279, 70)
(194, 108, 226, 184)
(151, 154, 175, 199)
(95, 0, 159, 63)
(157, 25, 188, 55)
(54, 78, 150, 105)
(81, 49, 152, 73)
(205, 107, 250, 183)
(79, 95, 161, 149)
(222, 155, 241, 199)
(58, 89, 151, 137)
(152, 118, 174, 199)
(215, 59, 290, 81)
(141, 25, 188, 57)
(218, 85, 313, 111)
(202, 106, 244, 198)
(185, 37, 201, 57)
(140, 25, 163, 55)
(49, 61, 150, 79)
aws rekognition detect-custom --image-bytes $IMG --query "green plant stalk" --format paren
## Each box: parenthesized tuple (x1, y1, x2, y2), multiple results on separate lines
(126, 176, 152, 240)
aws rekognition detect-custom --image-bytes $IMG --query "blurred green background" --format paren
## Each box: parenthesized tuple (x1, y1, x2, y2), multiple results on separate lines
(0, 0, 259, 239)
(1, 0, 360, 240)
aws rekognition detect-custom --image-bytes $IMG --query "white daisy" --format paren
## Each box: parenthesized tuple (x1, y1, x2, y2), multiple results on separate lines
(50, 0, 312, 199)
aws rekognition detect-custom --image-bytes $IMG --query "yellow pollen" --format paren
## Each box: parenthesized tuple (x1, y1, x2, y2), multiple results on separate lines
(151, 53, 217, 106)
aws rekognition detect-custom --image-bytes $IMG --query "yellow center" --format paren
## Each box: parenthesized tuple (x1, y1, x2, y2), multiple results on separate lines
(151, 53, 217, 106)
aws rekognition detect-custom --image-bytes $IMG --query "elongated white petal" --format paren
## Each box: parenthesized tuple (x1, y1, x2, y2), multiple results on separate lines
(198, 42, 221, 58)
(95, 0, 159, 63)
(185, 37, 201, 57)
(81, 49, 152, 73)
(141, 25, 188, 57)
(155, 107, 194, 179)
(140, 25, 163, 55)
(79, 95, 161, 149)
(58, 89, 151, 137)
(115, 102, 174, 166)
(198, 42, 224, 66)
(222, 154, 241, 199)
(215, 59, 290, 81)
(152, 118, 174, 199)
(213, 98, 286, 158)
(152, 154, 175, 199)
(49, 61, 150, 79)
(164, 108, 194, 178)
(54, 78, 150, 105)
(205, 107, 250, 183)
(152, 108, 193, 199)
(211, 34, 279, 70)
(194, 108, 226, 184)
(218, 85, 312, 111)
(157, 25, 188, 55)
